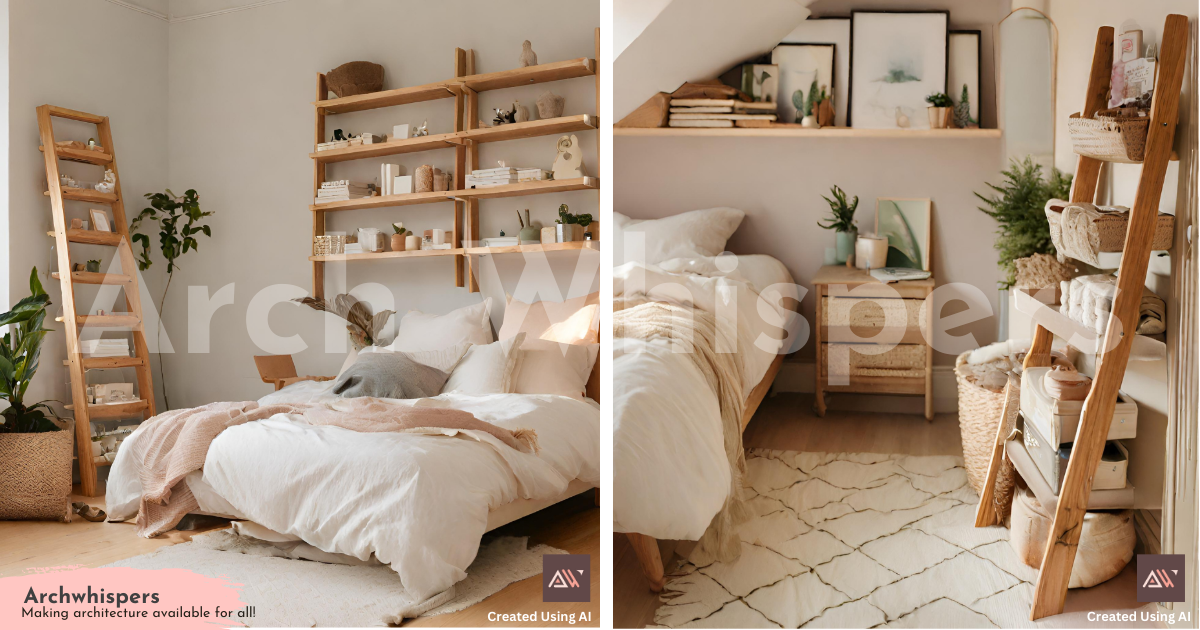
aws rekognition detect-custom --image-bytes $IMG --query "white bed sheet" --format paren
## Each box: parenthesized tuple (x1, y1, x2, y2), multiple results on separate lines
(107, 384, 599, 601)
(612, 254, 794, 540)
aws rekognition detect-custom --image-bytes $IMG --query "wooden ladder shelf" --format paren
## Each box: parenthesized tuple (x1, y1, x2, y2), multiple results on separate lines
(973, 15, 1188, 620)
(37, 104, 156, 497)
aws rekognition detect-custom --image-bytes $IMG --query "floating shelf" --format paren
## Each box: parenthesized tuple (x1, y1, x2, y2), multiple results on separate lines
(52, 271, 132, 285)
(44, 187, 117, 204)
(615, 127, 1002, 139)
(464, 241, 599, 255)
(55, 229, 124, 246)
(74, 314, 140, 328)
(312, 132, 458, 163)
(312, 190, 451, 212)
(460, 115, 597, 144)
(315, 58, 596, 115)
(1012, 288, 1165, 360)
(40, 144, 113, 165)
(310, 248, 465, 263)
(309, 177, 599, 212)
(1006, 434, 1137, 511)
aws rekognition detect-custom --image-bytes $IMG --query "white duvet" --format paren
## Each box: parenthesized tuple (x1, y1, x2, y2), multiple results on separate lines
(107, 382, 599, 601)
(613, 255, 795, 540)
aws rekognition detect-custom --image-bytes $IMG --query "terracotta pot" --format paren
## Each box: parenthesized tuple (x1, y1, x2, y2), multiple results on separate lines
(0, 427, 74, 521)
(391, 234, 406, 251)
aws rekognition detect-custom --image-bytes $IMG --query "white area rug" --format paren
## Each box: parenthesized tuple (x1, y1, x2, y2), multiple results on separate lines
(105, 531, 563, 627)
(653, 450, 1145, 629)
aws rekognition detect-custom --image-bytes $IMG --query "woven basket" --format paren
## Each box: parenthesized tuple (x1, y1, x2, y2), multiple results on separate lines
(955, 351, 1017, 522)
(0, 426, 74, 522)
(313, 234, 346, 256)
(1067, 107, 1150, 163)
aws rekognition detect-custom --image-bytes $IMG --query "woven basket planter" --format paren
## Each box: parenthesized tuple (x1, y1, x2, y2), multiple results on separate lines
(0, 426, 74, 521)
(955, 351, 1017, 522)
(1067, 107, 1150, 163)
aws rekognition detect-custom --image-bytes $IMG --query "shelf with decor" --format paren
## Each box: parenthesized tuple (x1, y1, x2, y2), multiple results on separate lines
(310, 31, 600, 298)
(1011, 288, 1165, 361)
(615, 126, 1001, 139)
(464, 240, 599, 255)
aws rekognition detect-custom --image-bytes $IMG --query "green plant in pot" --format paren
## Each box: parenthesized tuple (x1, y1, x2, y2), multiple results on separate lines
(0, 268, 74, 521)
(977, 156, 1073, 288)
(391, 222, 412, 251)
(85, 259, 101, 273)
(555, 204, 592, 243)
(925, 91, 953, 128)
(818, 186, 858, 264)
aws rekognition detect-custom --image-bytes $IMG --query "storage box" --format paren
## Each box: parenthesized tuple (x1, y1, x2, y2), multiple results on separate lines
(1021, 367, 1137, 446)
(1045, 200, 1173, 266)
(393, 176, 412, 194)
(1022, 417, 1128, 494)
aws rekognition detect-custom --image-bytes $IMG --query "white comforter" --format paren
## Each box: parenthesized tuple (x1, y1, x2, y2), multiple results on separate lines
(107, 383, 599, 600)
(613, 255, 794, 540)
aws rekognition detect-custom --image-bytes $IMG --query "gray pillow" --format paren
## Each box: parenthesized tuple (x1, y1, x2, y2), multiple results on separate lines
(331, 351, 449, 399)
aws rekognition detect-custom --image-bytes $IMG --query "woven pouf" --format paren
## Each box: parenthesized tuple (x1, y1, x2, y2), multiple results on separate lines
(0, 427, 74, 521)
(955, 350, 1018, 521)
(1008, 487, 1135, 588)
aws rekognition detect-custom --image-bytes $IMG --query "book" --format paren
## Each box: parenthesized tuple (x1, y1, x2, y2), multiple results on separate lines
(869, 267, 932, 283)
(670, 113, 778, 121)
(668, 119, 734, 128)
(472, 167, 517, 176)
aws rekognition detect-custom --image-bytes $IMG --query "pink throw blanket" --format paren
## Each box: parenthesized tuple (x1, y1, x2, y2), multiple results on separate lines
(127, 399, 538, 537)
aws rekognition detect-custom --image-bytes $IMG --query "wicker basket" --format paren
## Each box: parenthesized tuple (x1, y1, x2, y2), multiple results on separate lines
(0, 425, 74, 522)
(955, 351, 1017, 522)
(1067, 107, 1150, 163)
(313, 234, 346, 256)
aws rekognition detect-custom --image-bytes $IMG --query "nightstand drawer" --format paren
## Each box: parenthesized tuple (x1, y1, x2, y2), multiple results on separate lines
(821, 343, 927, 378)
(822, 297, 923, 331)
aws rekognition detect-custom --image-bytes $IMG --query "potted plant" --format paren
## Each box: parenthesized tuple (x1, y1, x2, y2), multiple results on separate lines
(925, 92, 954, 129)
(85, 259, 101, 273)
(391, 222, 412, 251)
(977, 156, 1073, 289)
(818, 186, 858, 265)
(555, 204, 592, 243)
(0, 268, 73, 521)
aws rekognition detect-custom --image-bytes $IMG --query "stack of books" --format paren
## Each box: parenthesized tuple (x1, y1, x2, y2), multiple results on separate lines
(315, 180, 373, 204)
(379, 164, 405, 196)
(668, 99, 778, 128)
(517, 168, 550, 182)
(79, 338, 129, 358)
(465, 167, 518, 189)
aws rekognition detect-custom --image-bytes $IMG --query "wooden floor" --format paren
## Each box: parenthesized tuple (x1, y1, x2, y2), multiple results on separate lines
(1, 483, 599, 627)
(614, 392, 1152, 629)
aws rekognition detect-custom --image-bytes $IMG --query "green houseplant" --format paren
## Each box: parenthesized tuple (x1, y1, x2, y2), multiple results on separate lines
(129, 188, 213, 411)
(818, 186, 858, 264)
(976, 157, 1073, 288)
(555, 204, 592, 243)
(0, 267, 74, 521)
(925, 91, 953, 128)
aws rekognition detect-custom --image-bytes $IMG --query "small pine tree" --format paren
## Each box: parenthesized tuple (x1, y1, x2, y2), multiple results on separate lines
(976, 157, 1073, 288)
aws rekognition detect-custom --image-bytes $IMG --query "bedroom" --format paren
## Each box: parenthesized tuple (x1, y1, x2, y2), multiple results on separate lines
(613, 0, 1198, 628)
(0, 0, 600, 627)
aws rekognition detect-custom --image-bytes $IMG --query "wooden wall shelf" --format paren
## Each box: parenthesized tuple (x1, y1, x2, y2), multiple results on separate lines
(614, 127, 1002, 139)
(464, 241, 599, 255)
(311, 241, 598, 263)
(40, 144, 113, 165)
(310, 248, 465, 262)
(309, 177, 598, 213)
(1012, 288, 1164, 361)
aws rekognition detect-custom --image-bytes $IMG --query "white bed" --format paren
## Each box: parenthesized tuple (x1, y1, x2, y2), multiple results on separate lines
(107, 381, 599, 602)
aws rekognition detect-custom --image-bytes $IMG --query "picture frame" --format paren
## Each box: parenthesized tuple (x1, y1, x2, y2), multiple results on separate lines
(89, 208, 111, 232)
(949, 30, 982, 128)
(874, 198, 932, 271)
(771, 43, 835, 125)
(848, 10, 949, 129)
(780, 17, 850, 127)
(719, 63, 779, 104)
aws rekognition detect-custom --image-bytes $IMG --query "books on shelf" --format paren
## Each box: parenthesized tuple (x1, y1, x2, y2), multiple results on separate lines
(380, 164, 404, 196)
(79, 338, 129, 358)
(466, 167, 548, 188)
(517, 168, 550, 182)
(667, 98, 778, 128)
(315, 179, 373, 204)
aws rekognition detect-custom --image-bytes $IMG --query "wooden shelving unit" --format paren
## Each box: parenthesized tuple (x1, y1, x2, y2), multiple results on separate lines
(464, 240, 599, 255)
(309, 34, 600, 298)
(1012, 288, 1165, 361)
(615, 127, 1002, 139)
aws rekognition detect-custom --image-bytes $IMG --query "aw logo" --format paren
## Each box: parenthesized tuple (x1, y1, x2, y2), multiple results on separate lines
(543, 554, 590, 602)
(1138, 554, 1185, 602)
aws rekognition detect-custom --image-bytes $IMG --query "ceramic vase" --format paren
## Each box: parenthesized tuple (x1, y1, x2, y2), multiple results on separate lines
(834, 230, 856, 264)
(405, 235, 421, 251)
(415, 165, 434, 193)
(391, 234, 406, 251)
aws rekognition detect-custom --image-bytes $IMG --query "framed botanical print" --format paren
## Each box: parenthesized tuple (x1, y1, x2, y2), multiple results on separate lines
(875, 198, 932, 271)
(949, 30, 982, 128)
(771, 43, 835, 125)
(781, 17, 850, 126)
(848, 10, 949, 129)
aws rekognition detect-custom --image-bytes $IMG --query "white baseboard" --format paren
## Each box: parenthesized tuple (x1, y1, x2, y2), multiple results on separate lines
(772, 360, 959, 414)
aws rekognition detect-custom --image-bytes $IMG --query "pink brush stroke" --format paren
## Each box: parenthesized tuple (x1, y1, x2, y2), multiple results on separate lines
(1, 566, 248, 628)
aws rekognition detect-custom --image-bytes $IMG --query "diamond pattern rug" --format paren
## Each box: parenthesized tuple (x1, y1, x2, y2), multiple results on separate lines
(652, 450, 1142, 629)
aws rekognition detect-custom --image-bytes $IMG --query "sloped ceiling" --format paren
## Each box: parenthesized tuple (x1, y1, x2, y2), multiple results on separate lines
(615, 0, 813, 120)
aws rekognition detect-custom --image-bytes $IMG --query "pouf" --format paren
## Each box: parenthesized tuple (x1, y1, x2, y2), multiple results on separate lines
(1008, 486, 1135, 588)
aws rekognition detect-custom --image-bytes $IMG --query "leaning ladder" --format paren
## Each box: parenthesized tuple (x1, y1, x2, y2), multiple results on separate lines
(37, 105, 156, 498)
(973, 15, 1188, 620)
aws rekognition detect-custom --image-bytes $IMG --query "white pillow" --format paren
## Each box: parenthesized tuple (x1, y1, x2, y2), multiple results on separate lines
(345, 342, 472, 376)
(513, 339, 600, 400)
(613, 208, 745, 266)
(391, 298, 493, 352)
(443, 333, 525, 395)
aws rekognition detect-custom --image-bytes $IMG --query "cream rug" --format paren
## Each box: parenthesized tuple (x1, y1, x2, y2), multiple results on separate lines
(105, 531, 564, 627)
(653, 449, 1148, 629)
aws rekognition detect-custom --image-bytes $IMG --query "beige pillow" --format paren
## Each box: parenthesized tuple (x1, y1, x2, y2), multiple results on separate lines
(498, 293, 599, 345)
(443, 333, 526, 396)
(514, 339, 600, 400)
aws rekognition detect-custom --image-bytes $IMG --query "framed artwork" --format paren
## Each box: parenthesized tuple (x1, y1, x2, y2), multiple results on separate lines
(780, 17, 850, 127)
(949, 30, 982, 128)
(772, 44, 835, 124)
(848, 10, 949, 129)
(875, 198, 932, 271)
(720, 63, 778, 103)
(89, 208, 111, 232)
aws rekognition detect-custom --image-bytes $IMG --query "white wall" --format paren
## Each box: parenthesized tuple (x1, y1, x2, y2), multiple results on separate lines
(161, 0, 599, 407)
(8, 0, 169, 408)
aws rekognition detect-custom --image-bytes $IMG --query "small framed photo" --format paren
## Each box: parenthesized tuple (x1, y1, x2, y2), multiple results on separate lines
(89, 208, 111, 232)
(875, 198, 932, 271)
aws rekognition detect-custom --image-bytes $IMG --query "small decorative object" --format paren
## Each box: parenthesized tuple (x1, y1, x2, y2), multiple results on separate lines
(70, 218, 83, 230)
(293, 293, 394, 350)
(391, 223, 411, 251)
(551, 135, 586, 180)
(519, 40, 538, 67)
(499, 229, 506, 238)
(541, 226, 557, 244)
(332, 129, 347, 141)
(88, 209, 110, 232)
(818, 186, 858, 264)
(1043, 366, 1092, 401)
(719, 63, 778, 103)
(895, 107, 910, 128)
(554, 204, 591, 243)
(357, 227, 384, 253)
(817, 94, 835, 127)
(518, 209, 540, 244)
(925, 92, 953, 129)
(415, 165, 434, 193)
(392, 124, 409, 140)
(405, 234, 421, 251)
(514, 101, 530, 123)
(412, 120, 428, 137)
(537, 91, 565, 118)
(876, 198, 932, 271)
(849, 11, 949, 128)
(432, 229, 446, 245)
(87, 138, 98, 150)
(493, 104, 517, 126)
(432, 169, 450, 192)
(949, 30, 981, 128)
(95, 169, 116, 194)
(854, 234, 889, 270)
(801, 110, 820, 128)
(326, 61, 384, 98)
(773, 43, 835, 124)
(394, 175, 413, 194)
(85, 259, 101, 273)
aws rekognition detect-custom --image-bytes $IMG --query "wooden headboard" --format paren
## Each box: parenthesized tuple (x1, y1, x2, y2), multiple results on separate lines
(586, 354, 600, 402)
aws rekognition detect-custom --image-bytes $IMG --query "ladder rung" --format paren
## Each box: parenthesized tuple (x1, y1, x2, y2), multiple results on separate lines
(46, 106, 105, 124)
(45, 188, 117, 204)
(52, 271, 132, 285)
(66, 399, 148, 419)
(39, 145, 113, 165)
(64, 356, 146, 369)
(74, 314, 140, 328)
(52, 229, 125, 246)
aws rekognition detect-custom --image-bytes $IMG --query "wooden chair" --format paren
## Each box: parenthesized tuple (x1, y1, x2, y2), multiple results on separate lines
(253, 355, 334, 391)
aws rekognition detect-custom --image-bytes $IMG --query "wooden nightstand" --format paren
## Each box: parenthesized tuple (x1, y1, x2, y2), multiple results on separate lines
(812, 265, 935, 420)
